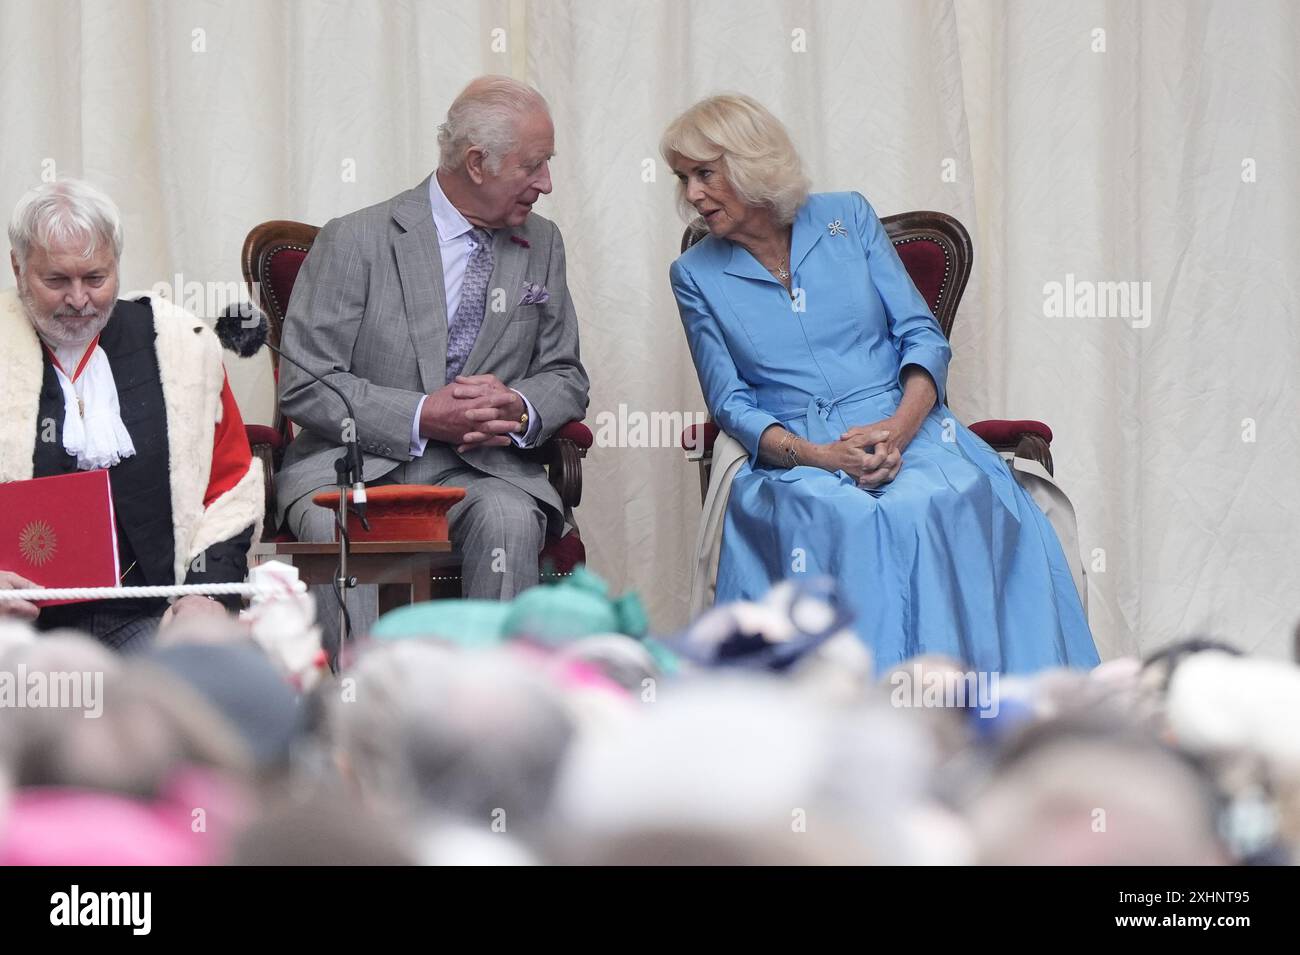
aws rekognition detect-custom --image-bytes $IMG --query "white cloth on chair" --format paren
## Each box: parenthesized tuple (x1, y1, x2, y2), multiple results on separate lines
(1000, 452, 1088, 615)
(689, 429, 746, 617)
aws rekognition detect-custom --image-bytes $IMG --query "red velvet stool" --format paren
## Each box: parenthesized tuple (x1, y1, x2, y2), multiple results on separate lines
(273, 486, 467, 613)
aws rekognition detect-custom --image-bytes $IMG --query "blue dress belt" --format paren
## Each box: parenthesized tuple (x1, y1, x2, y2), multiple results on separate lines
(772, 382, 899, 444)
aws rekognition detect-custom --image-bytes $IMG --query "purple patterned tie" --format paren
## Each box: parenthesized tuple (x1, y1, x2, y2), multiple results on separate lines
(445, 227, 494, 383)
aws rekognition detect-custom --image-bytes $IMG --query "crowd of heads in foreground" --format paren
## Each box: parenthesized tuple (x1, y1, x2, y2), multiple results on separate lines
(1, 571, 1297, 865)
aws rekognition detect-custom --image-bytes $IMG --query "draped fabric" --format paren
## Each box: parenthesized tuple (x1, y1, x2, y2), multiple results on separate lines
(3, 0, 1296, 659)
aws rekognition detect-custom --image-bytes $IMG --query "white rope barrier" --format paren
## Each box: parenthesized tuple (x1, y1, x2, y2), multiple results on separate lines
(0, 581, 303, 602)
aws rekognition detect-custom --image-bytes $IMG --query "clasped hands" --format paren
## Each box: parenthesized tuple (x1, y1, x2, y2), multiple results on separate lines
(420, 374, 525, 453)
(819, 414, 920, 489)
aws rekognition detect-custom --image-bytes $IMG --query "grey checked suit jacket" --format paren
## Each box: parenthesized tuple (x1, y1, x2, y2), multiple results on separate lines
(274, 177, 590, 531)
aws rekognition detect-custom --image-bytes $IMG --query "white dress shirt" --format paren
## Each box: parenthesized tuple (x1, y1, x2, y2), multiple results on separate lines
(409, 172, 541, 455)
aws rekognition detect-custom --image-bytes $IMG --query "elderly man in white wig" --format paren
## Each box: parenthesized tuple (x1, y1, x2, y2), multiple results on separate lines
(0, 179, 263, 649)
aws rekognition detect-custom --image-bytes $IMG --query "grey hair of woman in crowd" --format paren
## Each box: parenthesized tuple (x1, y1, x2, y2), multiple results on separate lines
(0, 633, 252, 798)
(329, 641, 574, 837)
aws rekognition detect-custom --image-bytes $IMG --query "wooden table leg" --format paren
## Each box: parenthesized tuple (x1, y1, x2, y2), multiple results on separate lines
(377, 582, 406, 616)
(410, 555, 433, 604)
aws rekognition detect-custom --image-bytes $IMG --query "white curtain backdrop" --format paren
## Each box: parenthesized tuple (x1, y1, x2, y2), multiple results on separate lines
(2, 0, 1296, 660)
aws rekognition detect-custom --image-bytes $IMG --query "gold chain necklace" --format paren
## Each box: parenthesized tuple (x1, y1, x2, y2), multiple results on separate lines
(761, 236, 792, 282)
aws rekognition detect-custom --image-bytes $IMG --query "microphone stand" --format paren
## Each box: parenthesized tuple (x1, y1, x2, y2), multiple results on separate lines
(333, 455, 353, 671)
(264, 341, 369, 670)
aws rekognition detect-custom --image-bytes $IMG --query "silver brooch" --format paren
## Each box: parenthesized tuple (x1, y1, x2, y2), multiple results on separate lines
(827, 219, 847, 236)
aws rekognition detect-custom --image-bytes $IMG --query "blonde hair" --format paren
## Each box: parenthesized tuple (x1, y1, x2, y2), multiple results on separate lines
(660, 93, 810, 226)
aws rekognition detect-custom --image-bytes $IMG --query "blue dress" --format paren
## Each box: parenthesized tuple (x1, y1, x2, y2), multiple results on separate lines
(670, 192, 1099, 675)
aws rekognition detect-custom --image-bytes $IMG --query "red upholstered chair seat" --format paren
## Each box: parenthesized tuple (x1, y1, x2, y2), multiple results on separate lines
(681, 421, 720, 454)
(553, 420, 594, 448)
(966, 419, 1053, 446)
(540, 528, 585, 575)
(243, 423, 285, 451)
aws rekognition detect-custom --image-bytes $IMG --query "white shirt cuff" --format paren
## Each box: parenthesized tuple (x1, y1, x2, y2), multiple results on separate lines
(410, 395, 429, 457)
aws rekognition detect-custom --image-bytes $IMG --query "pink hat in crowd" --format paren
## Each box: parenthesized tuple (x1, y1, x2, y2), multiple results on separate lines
(0, 768, 250, 866)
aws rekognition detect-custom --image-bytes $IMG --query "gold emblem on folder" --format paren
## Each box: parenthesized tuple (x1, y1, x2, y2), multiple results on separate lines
(18, 520, 57, 566)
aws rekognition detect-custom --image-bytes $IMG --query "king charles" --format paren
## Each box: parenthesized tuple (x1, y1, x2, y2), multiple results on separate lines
(0, 179, 263, 649)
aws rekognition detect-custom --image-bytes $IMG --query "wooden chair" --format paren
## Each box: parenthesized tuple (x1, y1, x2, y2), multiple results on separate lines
(679, 210, 1055, 498)
(240, 220, 592, 581)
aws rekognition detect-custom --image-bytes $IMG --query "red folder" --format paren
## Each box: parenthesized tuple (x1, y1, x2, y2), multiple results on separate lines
(0, 470, 121, 606)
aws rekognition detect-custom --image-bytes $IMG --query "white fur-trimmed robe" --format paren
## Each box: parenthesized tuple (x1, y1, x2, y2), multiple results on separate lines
(0, 288, 263, 584)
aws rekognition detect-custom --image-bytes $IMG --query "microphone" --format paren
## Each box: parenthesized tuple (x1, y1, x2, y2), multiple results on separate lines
(215, 302, 369, 529)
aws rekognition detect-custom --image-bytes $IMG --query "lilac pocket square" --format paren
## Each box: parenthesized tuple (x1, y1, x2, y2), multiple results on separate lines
(519, 282, 550, 306)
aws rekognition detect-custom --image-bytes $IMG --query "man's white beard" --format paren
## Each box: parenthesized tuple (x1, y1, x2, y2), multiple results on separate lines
(18, 284, 114, 350)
